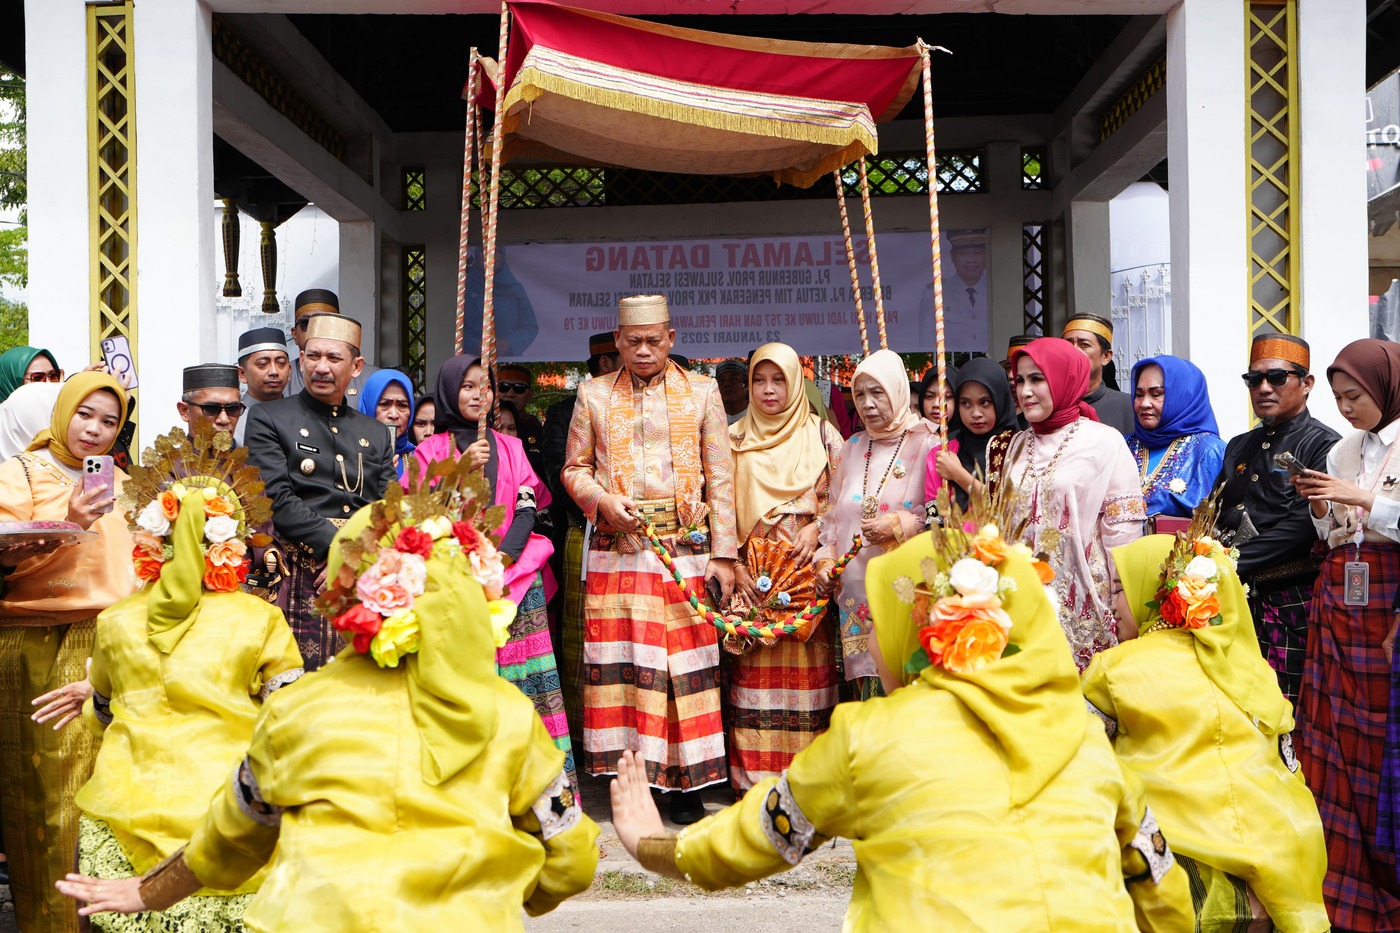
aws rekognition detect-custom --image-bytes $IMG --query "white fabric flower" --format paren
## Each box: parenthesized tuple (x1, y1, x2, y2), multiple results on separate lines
(1184, 555, 1219, 581)
(1168, 477, 1188, 494)
(203, 515, 239, 544)
(135, 500, 171, 537)
(948, 557, 1000, 597)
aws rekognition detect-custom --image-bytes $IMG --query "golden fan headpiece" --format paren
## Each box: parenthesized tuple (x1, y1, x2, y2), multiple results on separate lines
(119, 423, 273, 592)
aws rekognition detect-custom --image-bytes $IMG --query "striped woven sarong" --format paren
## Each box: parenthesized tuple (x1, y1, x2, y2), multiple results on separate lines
(582, 529, 725, 791)
(1298, 543, 1400, 930)
(1177, 854, 1272, 932)
(497, 574, 577, 793)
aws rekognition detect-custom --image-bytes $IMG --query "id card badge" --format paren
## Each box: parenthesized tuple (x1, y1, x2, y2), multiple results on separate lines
(1345, 561, 1371, 606)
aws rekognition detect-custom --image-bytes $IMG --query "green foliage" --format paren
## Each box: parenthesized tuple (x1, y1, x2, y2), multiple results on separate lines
(0, 297, 29, 351)
(0, 67, 26, 292)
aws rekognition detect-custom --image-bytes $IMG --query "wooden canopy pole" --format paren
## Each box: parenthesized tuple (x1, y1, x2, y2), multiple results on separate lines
(855, 159, 888, 351)
(481, 0, 512, 399)
(918, 40, 949, 446)
(453, 50, 481, 355)
(832, 171, 871, 357)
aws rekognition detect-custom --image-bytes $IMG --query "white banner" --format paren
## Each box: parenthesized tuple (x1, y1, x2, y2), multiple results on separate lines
(466, 229, 990, 361)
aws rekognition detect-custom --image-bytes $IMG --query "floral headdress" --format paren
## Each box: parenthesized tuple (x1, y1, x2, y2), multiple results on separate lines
(894, 479, 1052, 676)
(120, 424, 272, 594)
(1144, 491, 1239, 635)
(315, 456, 513, 668)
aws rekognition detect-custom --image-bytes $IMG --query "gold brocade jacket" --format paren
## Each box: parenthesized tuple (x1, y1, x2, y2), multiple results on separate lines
(562, 364, 738, 559)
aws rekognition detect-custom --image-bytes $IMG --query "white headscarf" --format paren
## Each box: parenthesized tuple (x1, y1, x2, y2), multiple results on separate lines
(851, 349, 926, 441)
(0, 382, 61, 461)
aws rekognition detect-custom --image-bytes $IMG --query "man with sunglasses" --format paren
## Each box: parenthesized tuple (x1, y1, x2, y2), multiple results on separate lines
(286, 288, 379, 401)
(176, 364, 246, 438)
(1214, 333, 1340, 704)
(496, 363, 546, 478)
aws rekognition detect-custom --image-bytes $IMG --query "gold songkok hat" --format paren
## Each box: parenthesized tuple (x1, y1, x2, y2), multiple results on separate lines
(1062, 313, 1114, 344)
(1006, 334, 1035, 360)
(1250, 333, 1310, 370)
(305, 312, 362, 351)
(618, 294, 670, 327)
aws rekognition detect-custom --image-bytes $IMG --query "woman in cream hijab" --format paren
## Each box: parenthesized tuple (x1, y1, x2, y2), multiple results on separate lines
(725, 343, 844, 793)
(814, 349, 936, 700)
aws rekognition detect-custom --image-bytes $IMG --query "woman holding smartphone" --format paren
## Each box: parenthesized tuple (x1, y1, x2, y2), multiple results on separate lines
(0, 371, 132, 933)
(1291, 338, 1400, 930)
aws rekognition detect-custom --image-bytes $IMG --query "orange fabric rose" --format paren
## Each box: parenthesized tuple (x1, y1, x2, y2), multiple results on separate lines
(203, 495, 235, 518)
(132, 531, 164, 560)
(942, 617, 1011, 674)
(1032, 560, 1054, 584)
(1181, 593, 1221, 629)
(133, 553, 163, 583)
(159, 490, 180, 521)
(206, 538, 248, 567)
(1193, 540, 1213, 556)
(203, 560, 243, 593)
(970, 533, 1010, 566)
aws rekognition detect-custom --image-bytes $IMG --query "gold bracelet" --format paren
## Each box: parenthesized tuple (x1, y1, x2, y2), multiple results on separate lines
(138, 848, 202, 911)
(635, 835, 687, 881)
(891, 514, 907, 545)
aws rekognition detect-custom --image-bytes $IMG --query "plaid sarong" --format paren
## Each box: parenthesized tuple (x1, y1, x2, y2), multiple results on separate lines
(278, 550, 341, 672)
(581, 528, 725, 791)
(1298, 543, 1400, 930)
(558, 525, 587, 749)
(1251, 582, 1313, 707)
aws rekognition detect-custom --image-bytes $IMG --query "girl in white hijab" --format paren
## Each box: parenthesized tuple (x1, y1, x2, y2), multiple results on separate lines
(0, 382, 61, 461)
(814, 349, 936, 699)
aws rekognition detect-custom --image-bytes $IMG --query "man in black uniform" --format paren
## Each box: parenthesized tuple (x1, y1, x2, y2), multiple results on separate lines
(1063, 312, 1134, 435)
(246, 312, 396, 669)
(1214, 333, 1339, 704)
(541, 331, 618, 745)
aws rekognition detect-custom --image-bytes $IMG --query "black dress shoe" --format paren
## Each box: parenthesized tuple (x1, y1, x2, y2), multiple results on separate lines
(669, 790, 705, 825)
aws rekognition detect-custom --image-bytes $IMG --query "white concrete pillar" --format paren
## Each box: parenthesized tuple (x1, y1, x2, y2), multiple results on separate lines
(1297, 0, 1368, 433)
(338, 220, 381, 364)
(1066, 200, 1111, 317)
(132, 0, 215, 433)
(25, 0, 93, 374)
(1167, 0, 1250, 439)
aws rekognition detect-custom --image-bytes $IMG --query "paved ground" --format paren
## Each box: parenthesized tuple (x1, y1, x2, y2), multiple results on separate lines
(0, 775, 855, 932)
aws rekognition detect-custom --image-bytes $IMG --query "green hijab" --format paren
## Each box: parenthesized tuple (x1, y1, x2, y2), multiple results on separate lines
(867, 535, 1088, 806)
(1113, 535, 1293, 735)
(0, 347, 59, 404)
(327, 506, 500, 785)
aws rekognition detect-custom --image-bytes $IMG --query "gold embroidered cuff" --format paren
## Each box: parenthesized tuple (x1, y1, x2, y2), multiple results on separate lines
(139, 848, 201, 911)
(635, 835, 686, 881)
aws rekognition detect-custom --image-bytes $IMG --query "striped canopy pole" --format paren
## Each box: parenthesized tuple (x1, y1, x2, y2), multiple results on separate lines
(918, 40, 949, 446)
(856, 159, 888, 351)
(480, 1, 512, 424)
(453, 49, 481, 355)
(832, 171, 871, 357)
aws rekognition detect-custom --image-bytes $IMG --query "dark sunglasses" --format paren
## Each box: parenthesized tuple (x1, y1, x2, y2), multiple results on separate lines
(24, 369, 63, 383)
(192, 401, 246, 418)
(294, 319, 309, 331)
(1240, 368, 1306, 389)
(496, 381, 530, 394)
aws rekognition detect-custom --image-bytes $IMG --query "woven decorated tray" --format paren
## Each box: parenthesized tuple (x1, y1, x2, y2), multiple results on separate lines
(0, 521, 96, 546)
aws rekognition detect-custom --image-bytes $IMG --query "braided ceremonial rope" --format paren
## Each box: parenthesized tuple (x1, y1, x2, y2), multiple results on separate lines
(631, 512, 862, 640)
(481, 1, 511, 384)
(453, 50, 481, 354)
(833, 171, 871, 357)
(918, 40, 949, 447)
(856, 159, 888, 351)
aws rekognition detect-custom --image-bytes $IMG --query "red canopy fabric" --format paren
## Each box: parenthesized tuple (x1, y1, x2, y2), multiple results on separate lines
(469, 0, 923, 187)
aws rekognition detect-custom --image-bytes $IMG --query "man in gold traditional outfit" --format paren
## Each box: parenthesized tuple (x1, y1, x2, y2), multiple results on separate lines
(562, 294, 737, 824)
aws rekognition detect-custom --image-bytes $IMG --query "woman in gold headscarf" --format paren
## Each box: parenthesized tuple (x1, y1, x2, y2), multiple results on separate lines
(56, 462, 599, 931)
(1083, 534, 1328, 932)
(725, 343, 844, 794)
(0, 371, 131, 933)
(609, 514, 1193, 931)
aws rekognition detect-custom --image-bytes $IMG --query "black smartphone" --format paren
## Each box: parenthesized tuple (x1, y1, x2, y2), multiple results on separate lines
(1273, 451, 1308, 477)
(705, 576, 724, 608)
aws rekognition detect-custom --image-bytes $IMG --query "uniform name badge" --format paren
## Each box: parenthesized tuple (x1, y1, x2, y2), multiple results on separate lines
(1344, 561, 1370, 606)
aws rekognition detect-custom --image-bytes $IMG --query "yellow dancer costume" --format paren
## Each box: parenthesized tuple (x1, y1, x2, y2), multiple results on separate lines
(57, 458, 600, 931)
(620, 495, 1193, 931)
(72, 426, 305, 932)
(1083, 532, 1328, 932)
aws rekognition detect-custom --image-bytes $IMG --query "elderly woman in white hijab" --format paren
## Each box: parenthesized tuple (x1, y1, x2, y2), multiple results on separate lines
(814, 349, 936, 700)
(0, 382, 62, 461)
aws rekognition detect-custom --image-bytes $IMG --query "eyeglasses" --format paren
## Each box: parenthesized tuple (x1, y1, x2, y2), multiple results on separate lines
(496, 382, 530, 394)
(1240, 368, 1306, 389)
(24, 369, 63, 383)
(294, 319, 309, 331)
(192, 402, 246, 418)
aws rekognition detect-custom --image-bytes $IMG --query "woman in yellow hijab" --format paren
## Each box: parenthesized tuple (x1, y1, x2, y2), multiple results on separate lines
(57, 461, 600, 931)
(725, 342, 844, 793)
(0, 371, 130, 933)
(609, 509, 1193, 930)
(1083, 534, 1328, 932)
